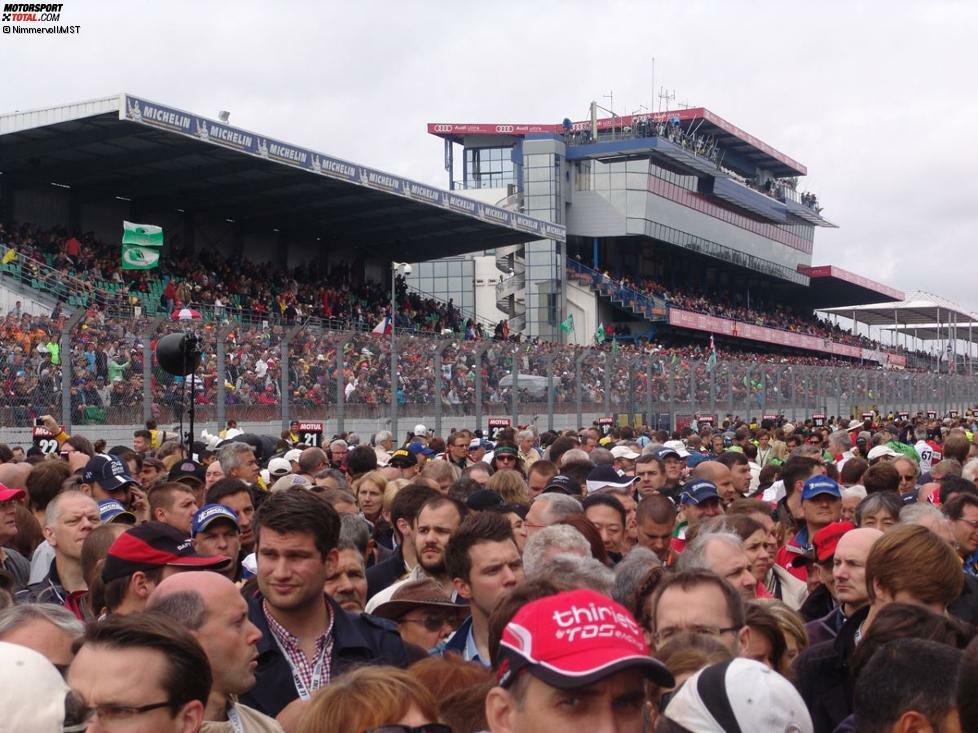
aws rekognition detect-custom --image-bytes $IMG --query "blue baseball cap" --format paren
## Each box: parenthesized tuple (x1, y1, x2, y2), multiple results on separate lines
(97, 499, 136, 525)
(406, 442, 435, 458)
(191, 504, 240, 537)
(801, 476, 842, 501)
(679, 480, 720, 505)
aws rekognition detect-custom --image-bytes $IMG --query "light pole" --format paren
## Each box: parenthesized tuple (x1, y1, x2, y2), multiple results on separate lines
(390, 261, 411, 441)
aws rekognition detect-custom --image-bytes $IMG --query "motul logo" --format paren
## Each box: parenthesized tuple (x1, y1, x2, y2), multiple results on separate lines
(495, 125, 515, 133)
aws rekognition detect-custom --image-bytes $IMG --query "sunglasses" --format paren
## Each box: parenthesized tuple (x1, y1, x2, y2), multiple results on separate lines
(400, 614, 457, 632)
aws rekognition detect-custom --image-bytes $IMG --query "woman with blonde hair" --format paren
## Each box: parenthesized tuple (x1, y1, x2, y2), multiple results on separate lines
(297, 665, 445, 733)
(486, 468, 531, 506)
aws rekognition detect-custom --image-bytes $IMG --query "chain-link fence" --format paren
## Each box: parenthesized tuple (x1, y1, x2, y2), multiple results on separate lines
(2, 308, 976, 442)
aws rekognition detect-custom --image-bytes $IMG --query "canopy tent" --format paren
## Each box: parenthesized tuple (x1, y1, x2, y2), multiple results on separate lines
(818, 291, 978, 328)
(819, 292, 978, 371)
(882, 322, 978, 343)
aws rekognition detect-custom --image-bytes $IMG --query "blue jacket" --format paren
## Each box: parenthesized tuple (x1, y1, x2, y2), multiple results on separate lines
(240, 592, 409, 718)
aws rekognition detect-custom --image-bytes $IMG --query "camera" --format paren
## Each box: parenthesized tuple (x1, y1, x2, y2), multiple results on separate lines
(35, 417, 45, 427)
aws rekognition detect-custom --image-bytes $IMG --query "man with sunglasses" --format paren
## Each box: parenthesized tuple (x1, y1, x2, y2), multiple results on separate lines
(372, 578, 465, 653)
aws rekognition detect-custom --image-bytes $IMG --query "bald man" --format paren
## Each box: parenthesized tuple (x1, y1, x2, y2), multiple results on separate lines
(692, 461, 737, 506)
(147, 572, 282, 731)
(808, 527, 883, 646)
(0, 462, 31, 492)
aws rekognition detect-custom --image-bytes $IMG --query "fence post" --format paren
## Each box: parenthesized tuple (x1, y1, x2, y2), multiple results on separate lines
(433, 339, 452, 437)
(334, 333, 349, 436)
(60, 309, 86, 433)
(141, 316, 164, 425)
(575, 350, 589, 429)
(511, 344, 521, 428)
(215, 322, 235, 430)
(603, 351, 612, 421)
(667, 366, 676, 431)
(545, 354, 556, 432)
(280, 323, 304, 432)
(646, 359, 655, 430)
(473, 342, 490, 436)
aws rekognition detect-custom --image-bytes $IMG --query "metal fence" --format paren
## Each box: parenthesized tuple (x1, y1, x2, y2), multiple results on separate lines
(3, 310, 976, 440)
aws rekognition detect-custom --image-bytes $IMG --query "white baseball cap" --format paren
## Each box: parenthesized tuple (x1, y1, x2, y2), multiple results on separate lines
(664, 658, 813, 733)
(414, 424, 428, 436)
(0, 641, 71, 732)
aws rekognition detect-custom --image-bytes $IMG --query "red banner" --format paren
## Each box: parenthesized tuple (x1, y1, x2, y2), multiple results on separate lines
(668, 309, 906, 367)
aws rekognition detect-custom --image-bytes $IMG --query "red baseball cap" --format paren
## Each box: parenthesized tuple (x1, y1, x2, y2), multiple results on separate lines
(0, 484, 26, 503)
(102, 521, 231, 582)
(813, 521, 855, 563)
(497, 589, 674, 690)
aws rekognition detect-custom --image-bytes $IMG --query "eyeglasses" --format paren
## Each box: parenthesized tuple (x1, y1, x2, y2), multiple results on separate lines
(898, 474, 917, 482)
(400, 615, 457, 632)
(365, 725, 452, 733)
(956, 518, 978, 531)
(63, 691, 173, 732)
(653, 625, 741, 645)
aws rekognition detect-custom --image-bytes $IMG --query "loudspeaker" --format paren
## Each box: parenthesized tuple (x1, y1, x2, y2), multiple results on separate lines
(156, 332, 202, 376)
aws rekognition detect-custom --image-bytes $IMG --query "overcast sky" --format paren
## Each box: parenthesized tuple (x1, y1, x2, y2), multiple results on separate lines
(3, 0, 977, 319)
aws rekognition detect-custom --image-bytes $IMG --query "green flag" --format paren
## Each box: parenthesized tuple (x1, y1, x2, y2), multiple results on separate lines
(594, 322, 606, 344)
(121, 244, 160, 270)
(560, 314, 575, 333)
(611, 336, 618, 355)
(122, 221, 163, 247)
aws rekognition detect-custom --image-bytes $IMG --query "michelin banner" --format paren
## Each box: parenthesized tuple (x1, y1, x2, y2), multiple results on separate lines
(120, 94, 565, 243)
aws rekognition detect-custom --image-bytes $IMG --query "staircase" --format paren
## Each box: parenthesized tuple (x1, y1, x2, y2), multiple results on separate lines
(494, 244, 526, 332)
(566, 258, 668, 322)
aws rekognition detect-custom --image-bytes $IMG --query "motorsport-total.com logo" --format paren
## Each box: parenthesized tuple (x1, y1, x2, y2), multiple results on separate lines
(2, 3, 63, 21)
(2, 2, 80, 34)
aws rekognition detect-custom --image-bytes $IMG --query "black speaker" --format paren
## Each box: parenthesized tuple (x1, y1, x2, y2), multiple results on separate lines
(156, 332, 202, 376)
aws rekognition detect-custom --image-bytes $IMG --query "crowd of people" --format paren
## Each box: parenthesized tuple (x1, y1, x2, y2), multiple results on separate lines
(1, 409, 978, 731)
(1, 221, 470, 335)
(1, 303, 946, 429)
(582, 264, 935, 362)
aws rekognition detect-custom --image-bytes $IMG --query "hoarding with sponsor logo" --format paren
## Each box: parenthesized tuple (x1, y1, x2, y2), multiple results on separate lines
(667, 309, 907, 367)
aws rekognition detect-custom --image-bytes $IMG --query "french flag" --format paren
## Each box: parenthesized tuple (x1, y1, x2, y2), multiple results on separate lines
(371, 316, 392, 335)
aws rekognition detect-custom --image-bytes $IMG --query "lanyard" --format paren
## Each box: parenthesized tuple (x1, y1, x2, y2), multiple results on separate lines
(269, 631, 327, 701)
(226, 704, 244, 733)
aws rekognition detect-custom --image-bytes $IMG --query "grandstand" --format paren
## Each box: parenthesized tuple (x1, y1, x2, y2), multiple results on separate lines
(425, 108, 928, 366)
(0, 94, 974, 446)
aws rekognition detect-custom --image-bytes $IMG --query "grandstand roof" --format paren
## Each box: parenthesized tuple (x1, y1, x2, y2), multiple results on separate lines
(882, 323, 978, 343)
(798, 265, 904, 308)
(819, 291, 978, 328)
(428, 107, 806, 177)
(0, 94, 563, 260)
